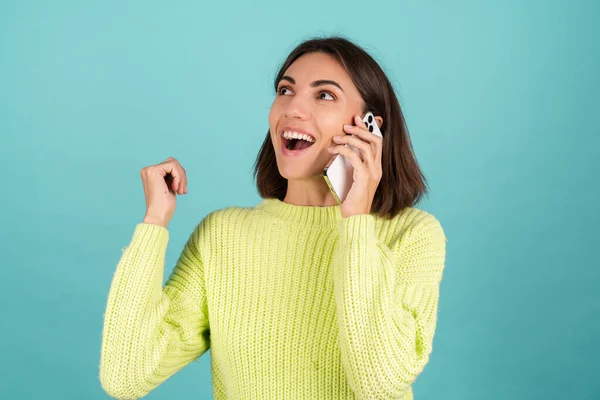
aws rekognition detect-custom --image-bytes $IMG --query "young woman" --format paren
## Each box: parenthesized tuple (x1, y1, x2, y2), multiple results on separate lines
(100, 36, 447, 400)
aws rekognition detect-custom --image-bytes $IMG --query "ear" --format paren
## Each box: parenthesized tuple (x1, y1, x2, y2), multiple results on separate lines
(375, 116, 383, 129)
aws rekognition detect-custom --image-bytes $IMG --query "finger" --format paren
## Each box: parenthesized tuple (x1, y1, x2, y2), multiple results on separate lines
(174, 165, 187, 194)
(158, 158, 186, 194)
(175, 167, 185, 194)
(354, 114, 367, 129)
(169, 169, 180, 193)
(160, 161, 181, 193)
(180, 167, 188, 194)
(344, 122, 382, 159)
(344, 123, 383, 145)
(333, 135, 373, 163)
(178, 167, 187, 194)
(328, 144, 365, 171)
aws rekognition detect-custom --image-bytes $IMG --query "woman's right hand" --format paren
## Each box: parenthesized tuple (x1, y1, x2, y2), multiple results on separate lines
(140, 157, 188, 228)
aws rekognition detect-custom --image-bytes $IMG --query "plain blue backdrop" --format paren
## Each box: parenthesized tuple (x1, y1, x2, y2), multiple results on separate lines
(1, 0, 598, 399)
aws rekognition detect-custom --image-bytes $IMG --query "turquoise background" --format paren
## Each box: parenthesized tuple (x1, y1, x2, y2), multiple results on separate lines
(1, 0, 598, 399)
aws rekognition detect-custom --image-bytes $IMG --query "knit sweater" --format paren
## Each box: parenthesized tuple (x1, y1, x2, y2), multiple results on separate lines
(99, 198, 447, 400)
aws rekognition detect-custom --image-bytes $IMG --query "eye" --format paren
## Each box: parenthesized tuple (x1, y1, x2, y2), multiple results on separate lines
(319, 91, 335, 101)
(277, 86, 292, 95)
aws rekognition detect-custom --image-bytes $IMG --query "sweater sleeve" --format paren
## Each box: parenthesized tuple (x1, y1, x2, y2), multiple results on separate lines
(99, 221, 211, 400)
(332, 212, 447, 400)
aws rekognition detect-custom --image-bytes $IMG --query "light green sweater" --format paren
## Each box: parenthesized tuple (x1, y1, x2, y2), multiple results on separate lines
(99, 198, 447, 399)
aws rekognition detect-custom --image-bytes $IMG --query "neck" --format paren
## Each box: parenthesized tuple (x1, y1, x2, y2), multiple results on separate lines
(284, 178, 339, 207)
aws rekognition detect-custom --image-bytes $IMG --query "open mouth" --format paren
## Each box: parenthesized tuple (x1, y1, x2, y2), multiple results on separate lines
(281, 131, 316, 151)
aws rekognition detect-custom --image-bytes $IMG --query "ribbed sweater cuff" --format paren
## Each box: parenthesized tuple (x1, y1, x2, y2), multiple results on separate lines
(128, 223, 170, 261)
(338, 213, 377, 246)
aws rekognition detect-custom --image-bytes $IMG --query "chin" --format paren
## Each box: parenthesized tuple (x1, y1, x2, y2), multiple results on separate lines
(273, 141, 328, 181)
(278, 164, 322, 181)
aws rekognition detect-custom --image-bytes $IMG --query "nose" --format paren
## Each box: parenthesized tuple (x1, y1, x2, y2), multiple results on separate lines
(284, 93, 311, 120)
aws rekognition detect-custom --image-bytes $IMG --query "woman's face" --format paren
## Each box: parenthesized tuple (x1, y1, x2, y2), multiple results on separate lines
(269, 52, 365, 181)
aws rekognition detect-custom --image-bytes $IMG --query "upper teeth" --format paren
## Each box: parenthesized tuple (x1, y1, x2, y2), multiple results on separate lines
(283, 131, 315, 143)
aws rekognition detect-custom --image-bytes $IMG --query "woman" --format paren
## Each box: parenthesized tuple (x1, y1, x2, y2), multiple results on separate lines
(100, 36, 447, 400)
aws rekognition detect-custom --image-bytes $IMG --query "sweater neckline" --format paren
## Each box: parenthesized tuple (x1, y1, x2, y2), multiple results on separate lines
(255, 197, 343, 227)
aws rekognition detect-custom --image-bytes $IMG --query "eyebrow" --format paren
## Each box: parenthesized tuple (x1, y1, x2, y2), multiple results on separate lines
(279, 75, 344, 92)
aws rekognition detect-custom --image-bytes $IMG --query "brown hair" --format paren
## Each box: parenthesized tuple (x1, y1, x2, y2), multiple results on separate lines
(252, 36, 429, 219)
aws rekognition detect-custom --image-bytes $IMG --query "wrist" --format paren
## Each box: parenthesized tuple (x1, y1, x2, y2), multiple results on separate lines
(143, 215, 168, 228)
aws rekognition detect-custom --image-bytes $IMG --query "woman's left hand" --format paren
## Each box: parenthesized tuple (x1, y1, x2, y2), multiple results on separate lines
(328, 115, 383, 219)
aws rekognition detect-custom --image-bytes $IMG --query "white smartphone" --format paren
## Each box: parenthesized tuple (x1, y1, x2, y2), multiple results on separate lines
(323, 112, 383, 204)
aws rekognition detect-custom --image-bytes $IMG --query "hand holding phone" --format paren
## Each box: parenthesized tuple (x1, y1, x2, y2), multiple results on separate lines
(323, 112, 383, 204)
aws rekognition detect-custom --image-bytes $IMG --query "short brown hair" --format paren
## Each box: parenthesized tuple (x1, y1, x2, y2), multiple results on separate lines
(252, 36, 429, 219)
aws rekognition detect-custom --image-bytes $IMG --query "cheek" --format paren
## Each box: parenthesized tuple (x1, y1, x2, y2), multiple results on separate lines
(268, 101, 282, 131)
(268, 106, 281, 147)
(315, 109, 346, 141)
